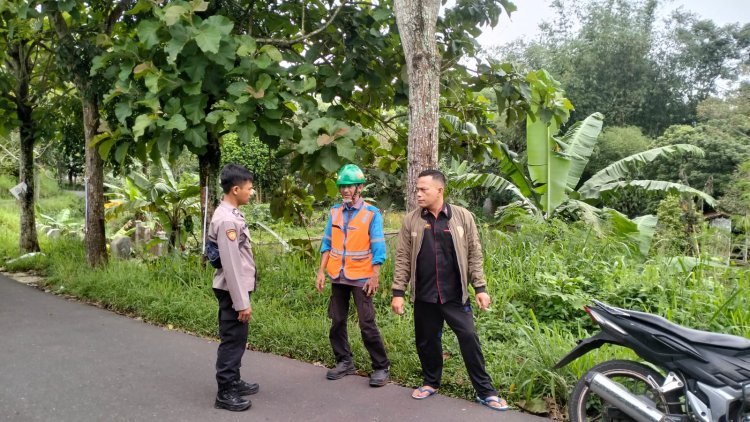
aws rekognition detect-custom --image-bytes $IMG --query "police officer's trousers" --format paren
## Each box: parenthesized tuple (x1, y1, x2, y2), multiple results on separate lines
(214, 288, 250, 389)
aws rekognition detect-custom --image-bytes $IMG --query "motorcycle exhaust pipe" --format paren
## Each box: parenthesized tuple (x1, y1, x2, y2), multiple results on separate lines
(585, 372, 668, 422)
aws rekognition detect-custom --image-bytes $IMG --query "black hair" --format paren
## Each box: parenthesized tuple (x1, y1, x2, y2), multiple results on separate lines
(417, 169, 446, 186)
(220, 164, 254, 194)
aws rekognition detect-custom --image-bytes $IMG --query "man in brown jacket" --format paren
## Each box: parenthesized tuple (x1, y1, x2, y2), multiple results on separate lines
(391, 169, 508, 411)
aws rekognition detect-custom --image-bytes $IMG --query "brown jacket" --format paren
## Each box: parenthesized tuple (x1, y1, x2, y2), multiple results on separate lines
(391, 204, 487, 303)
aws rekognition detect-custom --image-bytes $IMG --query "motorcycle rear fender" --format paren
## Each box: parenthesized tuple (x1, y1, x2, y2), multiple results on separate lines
(553, 331, 621, 369)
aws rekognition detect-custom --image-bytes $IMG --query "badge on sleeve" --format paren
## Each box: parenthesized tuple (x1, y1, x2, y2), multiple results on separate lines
(226, 229, 237, 241)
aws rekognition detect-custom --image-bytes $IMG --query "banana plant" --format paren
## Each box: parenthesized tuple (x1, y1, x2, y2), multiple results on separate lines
(105, 157, 200, 251)
(577, 144, 716, 207)
(527, 112, 605, 215)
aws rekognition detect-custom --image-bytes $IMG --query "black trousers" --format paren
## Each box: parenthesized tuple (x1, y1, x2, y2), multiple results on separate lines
(414, 299, 497, 398)
(328, 283, 390, 370)
(214, 288, 250, 389)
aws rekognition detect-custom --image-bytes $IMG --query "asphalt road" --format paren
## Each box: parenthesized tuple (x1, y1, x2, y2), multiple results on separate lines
(0, 273, 552, 422)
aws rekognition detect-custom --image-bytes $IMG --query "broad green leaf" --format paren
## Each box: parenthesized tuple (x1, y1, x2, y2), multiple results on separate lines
(163, 4, 187, 26)
(183, 95, 206, 124)
(256, 74, 272, 91)
(236, 122, 257, 143)
(563, 112, 604, 190)
(633, 214, 658, 256)
(586, 180, 717, 207)
(115, 102, 132, 125)
(164, 114, 187, 131)
(227, 82, 249, 97)
(195, 16, 234, 54)
(486, 141, 535, 198)
(302, 76, 316, 93)
(98, 138, 116, 160)
(260, 44, 282, 62)
(205, 110, 223, 124)
(579, 144, 705, 197)
(144, 72, 161, 92)
(319, 147, 341, 173)
(284, 101, 298, 112)
(137, 20, 161, 48)
(126, 0, 153, 15)
(114, 143, 130, 164)
(335, 139, 356, 161)
(451, 170, 537, 213)
(297, 136, 319, 155)
(182, 81, 202, 95)
(185, 126, 206, 148)
(157, 132, 170, 155)
(294, 63, 316, 76)
(165, 25, 190, 64)
(526, 114, 567, 213)
(183, 56, 207, 81)
(236, 35, 257, 56)
(137, 97, 161, 112)
(133, 61, 154, 76)
(164, 98, 181, 116)
(206, 40, 237, 70)
(133, 114, 154, 141)
(254, 53, 272, 69)
(191, 0, 209, 12)
(223, 110, 239, 125)
(372, 8, 390, 22)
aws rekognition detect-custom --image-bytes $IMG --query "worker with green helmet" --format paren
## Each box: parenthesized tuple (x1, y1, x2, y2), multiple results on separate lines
(315, 164, 390, 386)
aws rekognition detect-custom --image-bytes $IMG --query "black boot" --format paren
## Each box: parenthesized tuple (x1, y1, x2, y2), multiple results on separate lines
(215, 388, 251, 411)
(228, 379, 259, 396)
(326, 360, 355, 380)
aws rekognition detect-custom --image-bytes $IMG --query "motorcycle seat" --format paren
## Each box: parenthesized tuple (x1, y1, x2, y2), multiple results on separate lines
(629, 310, 750, 350)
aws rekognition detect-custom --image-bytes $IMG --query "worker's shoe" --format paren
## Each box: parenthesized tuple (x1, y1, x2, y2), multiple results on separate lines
(369, 368, 389, 387)
(326, 360, 356, 380)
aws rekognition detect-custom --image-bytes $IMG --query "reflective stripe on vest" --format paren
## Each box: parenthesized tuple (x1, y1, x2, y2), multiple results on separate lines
(326, 204, 375, 280)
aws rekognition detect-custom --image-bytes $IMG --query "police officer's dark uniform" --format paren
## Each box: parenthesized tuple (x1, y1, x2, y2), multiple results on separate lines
(209, 200, 257, 411)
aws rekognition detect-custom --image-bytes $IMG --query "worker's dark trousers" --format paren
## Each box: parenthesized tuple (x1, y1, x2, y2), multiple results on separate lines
(328, 283, 390, 370)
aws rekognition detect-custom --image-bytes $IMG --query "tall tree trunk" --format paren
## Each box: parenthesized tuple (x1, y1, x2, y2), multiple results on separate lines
(8, 40, 40, 253)
(82, 97, 107, 266)
(15, 57, 40, 253)
(47, 6, 130, 267)
(199, 136, 221, 249)
(393, 0, 441, 211)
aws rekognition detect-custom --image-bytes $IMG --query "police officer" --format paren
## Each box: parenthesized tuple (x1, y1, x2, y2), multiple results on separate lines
(208, 164, 258, 412)
(315, 164, 390, 387)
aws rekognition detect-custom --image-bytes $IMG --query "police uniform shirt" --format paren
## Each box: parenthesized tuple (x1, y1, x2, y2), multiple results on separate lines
(209, 201, 256, 311)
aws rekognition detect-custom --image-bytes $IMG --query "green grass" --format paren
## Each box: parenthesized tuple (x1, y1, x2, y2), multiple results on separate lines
(3, 191, 750, 414)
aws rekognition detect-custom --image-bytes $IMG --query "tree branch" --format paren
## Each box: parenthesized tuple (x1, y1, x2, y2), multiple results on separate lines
(105, 0, 135, 35)
(255, 3, 345, 47)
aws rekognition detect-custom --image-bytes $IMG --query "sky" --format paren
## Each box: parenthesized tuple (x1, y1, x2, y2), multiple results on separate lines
(477, 0, 750, 48)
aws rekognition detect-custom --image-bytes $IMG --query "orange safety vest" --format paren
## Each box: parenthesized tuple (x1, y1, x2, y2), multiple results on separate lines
(326, 204, 375, 280)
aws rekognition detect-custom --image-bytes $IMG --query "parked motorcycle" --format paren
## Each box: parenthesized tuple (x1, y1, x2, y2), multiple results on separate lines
(554, 300, 750, 422)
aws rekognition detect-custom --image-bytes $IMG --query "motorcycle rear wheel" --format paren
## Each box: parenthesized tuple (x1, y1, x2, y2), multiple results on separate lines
(569, 360, 681, 422)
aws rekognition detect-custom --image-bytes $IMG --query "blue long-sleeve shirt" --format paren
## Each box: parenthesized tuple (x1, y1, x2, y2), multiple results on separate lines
(320, 199, 386, 282)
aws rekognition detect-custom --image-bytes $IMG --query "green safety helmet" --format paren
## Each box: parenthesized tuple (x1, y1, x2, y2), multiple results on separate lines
(336, 164, 366, 187)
